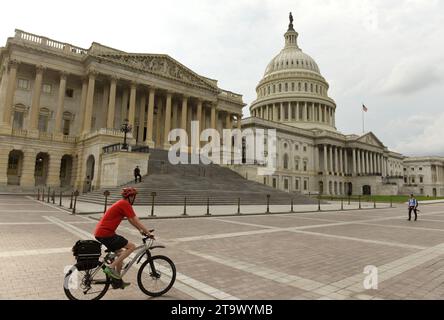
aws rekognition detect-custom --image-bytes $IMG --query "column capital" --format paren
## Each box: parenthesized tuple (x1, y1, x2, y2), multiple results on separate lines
(109, 74, 119, 82)
(86, 68, 99, 77)
(59, 70, 69, 80)
(35, 64, 46, 73)
(130, 80, 138, 88)
(8, 59, 19, 69)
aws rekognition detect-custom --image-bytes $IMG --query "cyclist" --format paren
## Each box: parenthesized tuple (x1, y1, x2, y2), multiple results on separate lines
(94, 187, 153, 288)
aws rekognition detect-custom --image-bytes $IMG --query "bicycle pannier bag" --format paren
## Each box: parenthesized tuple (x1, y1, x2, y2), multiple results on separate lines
(72, 240, 102, 271)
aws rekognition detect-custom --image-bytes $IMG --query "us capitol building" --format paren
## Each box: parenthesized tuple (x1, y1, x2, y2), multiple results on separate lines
(0, 17, 443, 197)
(233, 15, 444, 197)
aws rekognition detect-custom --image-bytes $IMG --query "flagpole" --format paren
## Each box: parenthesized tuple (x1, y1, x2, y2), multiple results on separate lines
(362, 103, 365, 134)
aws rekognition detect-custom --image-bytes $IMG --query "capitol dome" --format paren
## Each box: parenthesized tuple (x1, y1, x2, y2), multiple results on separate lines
(250, 14, 337, 131)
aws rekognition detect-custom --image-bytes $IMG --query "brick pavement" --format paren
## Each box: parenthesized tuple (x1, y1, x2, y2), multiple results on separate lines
(1, 195, 444, 300)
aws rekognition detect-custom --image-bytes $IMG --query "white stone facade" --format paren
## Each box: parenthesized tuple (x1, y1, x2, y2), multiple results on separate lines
(0, 29, 244, 191)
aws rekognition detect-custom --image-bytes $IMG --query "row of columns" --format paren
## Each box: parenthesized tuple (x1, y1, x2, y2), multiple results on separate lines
(320, 145, 389, 177)
(252, 101, 335, 126)
(1, 62, 243, 148)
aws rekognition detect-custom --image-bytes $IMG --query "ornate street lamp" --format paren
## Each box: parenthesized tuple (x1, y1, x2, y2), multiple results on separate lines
(120, 118, 132, 150)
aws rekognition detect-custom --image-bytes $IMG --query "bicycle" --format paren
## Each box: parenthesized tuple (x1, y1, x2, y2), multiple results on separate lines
(63, 231, 176, 300)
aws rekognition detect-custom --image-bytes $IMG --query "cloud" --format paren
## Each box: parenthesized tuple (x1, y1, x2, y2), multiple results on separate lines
(380, 56, 444, 95)
(393, 112, 444, 156)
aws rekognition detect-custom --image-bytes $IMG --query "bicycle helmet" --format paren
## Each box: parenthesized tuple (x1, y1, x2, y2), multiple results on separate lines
(121, 187, 138, 198)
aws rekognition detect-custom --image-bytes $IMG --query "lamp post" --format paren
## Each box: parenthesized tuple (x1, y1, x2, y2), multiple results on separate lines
(120, 118, 132, 150)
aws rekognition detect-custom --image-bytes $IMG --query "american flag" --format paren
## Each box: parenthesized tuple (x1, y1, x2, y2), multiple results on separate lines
(362, 104, 368, 112)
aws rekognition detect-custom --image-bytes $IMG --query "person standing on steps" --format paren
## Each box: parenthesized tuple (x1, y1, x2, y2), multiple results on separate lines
(134, 166, 142, 183)
(408, 194, 419, 221)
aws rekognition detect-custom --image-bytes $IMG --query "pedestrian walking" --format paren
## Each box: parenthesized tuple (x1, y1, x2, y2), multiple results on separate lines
(134, 166, 142, 183)
(408, 194, 419, 221)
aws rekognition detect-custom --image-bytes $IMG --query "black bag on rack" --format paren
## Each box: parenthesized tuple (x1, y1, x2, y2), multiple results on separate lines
(72, 240, 102, 271)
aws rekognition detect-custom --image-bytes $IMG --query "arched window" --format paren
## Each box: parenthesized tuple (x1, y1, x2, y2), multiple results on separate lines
(305, 83, 308, 92)
(285, 83, 288, 92)
(278, 84, 281, 92)
(298, 83, 301, 91)
(292, 83, 295, 91)
(12, 104, 28, 129)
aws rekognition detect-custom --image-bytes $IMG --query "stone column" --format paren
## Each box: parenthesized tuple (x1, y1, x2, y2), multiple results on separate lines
(181, 95, 188, 131)
(137, 93, 146, 143)
(365, 151, 369, 175)
(329, 145, 333, 174)
(288, 102, 292, 121)
(128, 82, 137, 128)
(163, 92, 172, 149)
(146, 87, 155, 147)
(20, 149, 36, 188)
(54, 72, 68, 134)
(2, 60, 19, 125)
(120, 87, 129, 122)
(352, 148, 357, 176)
(225, 112, 231, 130)
(77, 78, 88, 136)
(273, 103, 278, 121)
(344, 149, 348, 175)
(237, 114, 242, 130)
(280, 103, 285, 121)
(323, 145, 328, 175)
(296, 102, 300, 121)
(304, 102, 308, 121)
(357, 149, 361, 175)
(211, 104, 216, 129)
(106, 76, 117, 129)
(47, 153, 62, 188)
(339, 147, 343, 175)
(334, 146, 338, 174)
(29, 65, 45, 130)
(82, 71, 97, 134)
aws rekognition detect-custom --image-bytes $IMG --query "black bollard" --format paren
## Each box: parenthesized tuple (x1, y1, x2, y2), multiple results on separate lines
(69, 191, 73, 209)
(266, 194, 271, 214)
(59, 191, 63, 207)
(374, 199, 376, 209)
(37, 188, 40, 201)
(183, 197, 187, 216)
(291, 199, 294, 213)
(47, 187, 51, 202)
(41, 188, 45, 202)
(103, 190, 110, 213)
(390, 196, 393, 208)
(341, 198, 344, 211)
(348, 196, 351, 205)
(150, 192, 156, 217)
(237, 198, 241, 215)
(52, 190, 55, 204)
(72, 190, 79, 214)
(206, 197, 211, 216)
(318, 196, 321, 212)
(359, 195, 362, 209)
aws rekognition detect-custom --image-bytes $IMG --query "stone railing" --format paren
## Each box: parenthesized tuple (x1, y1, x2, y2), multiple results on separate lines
(14, 29, 88, 56)
(62, 135, 78, 143)
(102, 143, 149, 154)
(83, 128, 126, 140)
(39, 132, 53, 140)
(12, 128, 28, 137)
(219, 90, 243, 102)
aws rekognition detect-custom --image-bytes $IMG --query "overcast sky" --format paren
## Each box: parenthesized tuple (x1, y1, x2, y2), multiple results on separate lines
(1, 0, 443, 156)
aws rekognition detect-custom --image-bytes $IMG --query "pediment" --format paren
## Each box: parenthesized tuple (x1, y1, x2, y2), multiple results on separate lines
(357, 132, 385, 148)
(97, 53, 218, 91)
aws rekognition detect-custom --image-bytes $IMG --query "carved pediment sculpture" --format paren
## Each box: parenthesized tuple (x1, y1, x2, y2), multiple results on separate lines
(98, 54, 217, 90)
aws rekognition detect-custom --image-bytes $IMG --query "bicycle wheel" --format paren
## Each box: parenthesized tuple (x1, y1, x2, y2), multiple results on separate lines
(137, 255, 176, 297)
(64, 265, 110, 300)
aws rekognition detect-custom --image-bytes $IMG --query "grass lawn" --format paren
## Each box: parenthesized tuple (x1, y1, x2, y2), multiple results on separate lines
(318, 195, 444, 203)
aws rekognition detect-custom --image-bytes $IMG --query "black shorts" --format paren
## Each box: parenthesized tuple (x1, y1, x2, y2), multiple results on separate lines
(95, 234, 128, 252)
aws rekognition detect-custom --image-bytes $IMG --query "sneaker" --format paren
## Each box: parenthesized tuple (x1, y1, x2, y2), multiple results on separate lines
(103, 266, 121, 279)
(111, 279, 131, 289)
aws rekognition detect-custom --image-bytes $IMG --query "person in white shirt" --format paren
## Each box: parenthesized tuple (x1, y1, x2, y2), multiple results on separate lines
(408, 194, 418, 221)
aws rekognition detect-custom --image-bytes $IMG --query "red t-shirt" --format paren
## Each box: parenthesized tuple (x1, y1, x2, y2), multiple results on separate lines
(94, 199, 136, 238)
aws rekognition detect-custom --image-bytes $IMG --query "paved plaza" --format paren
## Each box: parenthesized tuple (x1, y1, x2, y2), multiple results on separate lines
(2, 195, 444, 300)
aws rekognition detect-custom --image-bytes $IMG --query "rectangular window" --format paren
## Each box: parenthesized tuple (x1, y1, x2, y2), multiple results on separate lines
(420, 177, 424, 183)
(63, 119, 70, 135)
(38, 115, 48, 132)
(12, 111, 24, 129)
(42, 84, 52, 94)
(18, 79, 29, 90)
(284, 179, 289, 190)
(295, 179, 300, 190)
(65, 88, 74, 98)
(304, 180, 308, 191)
(273, 178, 277, 188)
